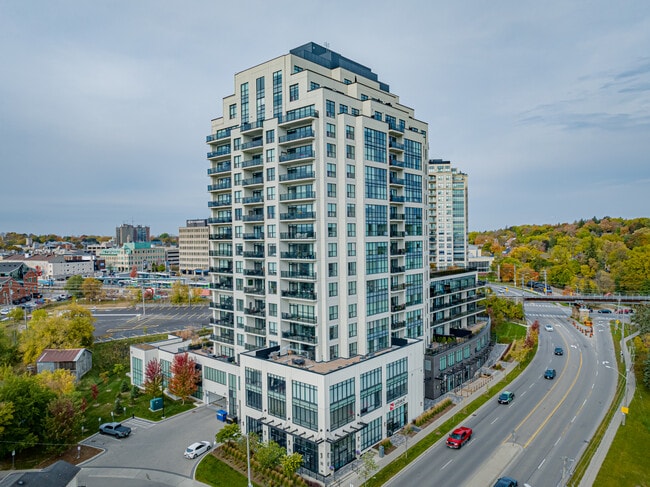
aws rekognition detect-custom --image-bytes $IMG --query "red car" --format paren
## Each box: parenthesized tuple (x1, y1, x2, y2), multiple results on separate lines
(446, 426, 472, 449)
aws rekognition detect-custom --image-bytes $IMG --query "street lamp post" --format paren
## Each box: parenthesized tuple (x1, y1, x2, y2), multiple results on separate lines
(246, 433, 253, 487)
(605, 364, 628, 425)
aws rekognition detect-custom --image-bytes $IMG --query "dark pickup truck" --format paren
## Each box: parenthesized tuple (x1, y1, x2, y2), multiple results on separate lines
(99, 422, 132, 438)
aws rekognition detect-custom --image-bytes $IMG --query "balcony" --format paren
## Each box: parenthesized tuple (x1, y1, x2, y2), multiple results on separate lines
(242, 213, 264, 222)
(242, 158, 263, 169)
(245, 325, 267, 335)
(208, 216, 232, 224)
(391, 320, 406, 330)
(390, 195, 406, 203)
(209, 250, 233, 257)
(244, 287, 265, 296)
(391, 303, 406, 312)
(208, 181, 232, 192)
(387, 121, 405, 134)
(389, 176, 405, 186)
(242, 195, 264, 205)
(243, 268, 265, 277)
(281, 290, 317, 300)
(209, 232, 232, 240)
(279, 170, 315, 182)
(210, 334, 234, 345)
(279, 128, 315, 145)
(210, 301, 234, 311)
(281, 332, 317, 344)
(389, 159, 405, 168)
(390, 213, 405, 221)
(280, 211, 316, 221)
(390, 247, 406, 255)
(244, 307, 265, 317)
(277, 106, 318, 127)
(243, 250, 264, 258)
(280, 231, 316, 240)
(244, 343, 263, 351)
(209, 282, 233, 291)
(389, 140, 405, 152)
(208, 163, 231, 175)
(241, 139, 263, 152)
(281, 312, 317, 325)
(390, 230, 405, 238)
(210, 317, 234, 328)
(240, 120, 264, 134)
(209, 266, 233, 274)
(391, 283, 406, 292)
(243, 233, 264, 240)
(279, 149, 315, 164)
(206, 128, 233, 143)
(391, 266, 406, 273)
(281, 271, 317, 280)
(280, 252, 315, 260)
(207, 146, 231, 159)
(279, 191, 316, 202)
(242, 176, 264, 187)
(208, 199, 232, 208)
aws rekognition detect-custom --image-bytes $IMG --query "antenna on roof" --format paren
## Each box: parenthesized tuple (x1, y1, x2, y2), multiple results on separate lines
(324, 41, 330, 49)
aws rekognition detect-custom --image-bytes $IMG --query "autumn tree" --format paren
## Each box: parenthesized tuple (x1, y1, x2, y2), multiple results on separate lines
(143, 358, 164, 398)
(168, 352, 200, 403)
(82, 277, 104, 301)
(281, 452, 303, 477)
(36, 369, 76, 396)
(19, 304, 95, 365)
(632, 304, 650, 337)
(42, 395, 82, 454)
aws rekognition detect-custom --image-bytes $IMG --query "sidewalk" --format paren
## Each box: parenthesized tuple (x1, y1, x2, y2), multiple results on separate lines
(329, 360, 518, 487)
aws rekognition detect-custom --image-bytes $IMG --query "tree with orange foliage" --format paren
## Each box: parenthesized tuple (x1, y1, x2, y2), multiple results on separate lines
(168, 352, 200, 404)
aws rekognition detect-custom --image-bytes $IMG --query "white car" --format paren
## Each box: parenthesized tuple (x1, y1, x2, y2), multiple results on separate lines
(0, 308, 10, 315)
(544, 324, 554, 332)
(184, 441, 212, 459)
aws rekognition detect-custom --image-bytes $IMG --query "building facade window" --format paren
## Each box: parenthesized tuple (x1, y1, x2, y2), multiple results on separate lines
(386, 357, 408, 402)
(268, 373, 286, 419)
(245, 367, 262, 411)
(364, 127, 386, 163)
(292, 381, 318, 431)
(360, 367, 382, 415)
(366, 278, 388, 316)
(330, 378, 355, 430)
(365, 166, 387, 200)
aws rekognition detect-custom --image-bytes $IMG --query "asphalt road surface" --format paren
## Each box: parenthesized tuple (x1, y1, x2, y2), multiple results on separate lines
(385, 301, 617, 487)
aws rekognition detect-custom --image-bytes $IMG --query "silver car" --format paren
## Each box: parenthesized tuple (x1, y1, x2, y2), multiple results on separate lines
(184, 441, 212, 459)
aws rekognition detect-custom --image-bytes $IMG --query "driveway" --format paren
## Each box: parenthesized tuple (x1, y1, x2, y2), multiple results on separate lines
(79, 405, 223, 487)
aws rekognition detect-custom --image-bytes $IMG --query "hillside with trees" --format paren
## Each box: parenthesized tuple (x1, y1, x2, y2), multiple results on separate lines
(470, 217, 650, 294)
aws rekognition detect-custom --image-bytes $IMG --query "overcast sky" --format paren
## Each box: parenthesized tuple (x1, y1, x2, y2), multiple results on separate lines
(1, 1, 649, 237)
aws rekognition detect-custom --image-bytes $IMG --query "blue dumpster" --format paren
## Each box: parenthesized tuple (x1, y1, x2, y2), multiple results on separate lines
(216, 409, 228, 422)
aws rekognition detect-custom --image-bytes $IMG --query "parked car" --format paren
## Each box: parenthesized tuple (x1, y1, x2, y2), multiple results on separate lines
(446, 426, 473, 449)
(554, 347, 564, 356)
(544, 368, 557, 380)
(99, 422, 132, 438)
(184, 441, 212, 459)
(544, 324, 554, 332)
(494, 477, 518, 487)
(597, 309, 612, 314)
(498, 391, 515, 404)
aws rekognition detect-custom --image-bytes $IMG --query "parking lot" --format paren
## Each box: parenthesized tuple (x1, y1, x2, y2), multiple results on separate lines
(79, 404, 223, 487)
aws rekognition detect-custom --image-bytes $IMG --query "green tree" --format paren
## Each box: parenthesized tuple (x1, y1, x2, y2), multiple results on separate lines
(65, 275, 84, 298)
(170, 281, 190, 304)
(631, 304, 650, 337)
(612, 245, 650, 293)
(255, 440, 285, 470)
(0, 324, 18, 366)
(19, 304, 95, 364)
(0, 369, 56, 456)
(281, 452, 303, 477)
(359, 451, 378, 486)
(168, 352, 200, 403)
(82, 277, 104, 301)
(216, 422, 240, 444)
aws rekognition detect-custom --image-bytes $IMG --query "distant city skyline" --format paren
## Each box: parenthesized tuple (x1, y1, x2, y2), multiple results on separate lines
(1, 1, 649, 235)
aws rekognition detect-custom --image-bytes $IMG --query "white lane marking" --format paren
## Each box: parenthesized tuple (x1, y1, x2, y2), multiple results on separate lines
(491, 417, 499, 424)
(441, 459, 453, 470)
(571, 415, 577, 423)
(538, 458, 546, 469)
(554, 436, 561, 446)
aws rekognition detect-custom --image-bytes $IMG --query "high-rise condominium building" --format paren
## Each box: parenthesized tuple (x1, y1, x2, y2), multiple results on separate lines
(427, 160, 468, 270)
(206, 42, 429, 474)
(115, 224, 150, 246)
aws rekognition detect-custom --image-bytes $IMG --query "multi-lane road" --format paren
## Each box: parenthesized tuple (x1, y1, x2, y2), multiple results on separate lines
(386, 301, 618, 487)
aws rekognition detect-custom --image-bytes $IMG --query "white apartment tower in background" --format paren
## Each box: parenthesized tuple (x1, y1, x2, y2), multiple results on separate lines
(428, 159, 468, 270)
(205, 42, 429, 475)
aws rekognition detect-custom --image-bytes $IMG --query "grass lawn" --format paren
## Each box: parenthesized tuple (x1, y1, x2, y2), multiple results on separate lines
(494, 321, 527, 343)
(196, 454, 262, 487)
